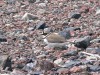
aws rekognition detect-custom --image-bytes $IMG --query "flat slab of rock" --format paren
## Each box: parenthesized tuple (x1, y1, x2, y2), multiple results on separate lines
(22, 13, 38, 21)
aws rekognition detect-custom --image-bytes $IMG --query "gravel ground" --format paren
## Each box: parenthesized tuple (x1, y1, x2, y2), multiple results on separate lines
(0, 0, 100, 75)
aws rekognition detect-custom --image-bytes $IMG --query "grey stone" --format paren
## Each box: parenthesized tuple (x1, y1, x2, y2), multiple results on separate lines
(81, 60, 93, 65)
(58, 30, 71, 39)
(86, 48, 100, 54)
(63, 50, 78, 56)
(62, 60, 81, 68)
(43, 27, 52, 34)
(90, 38, 100, 43)
(37, 9, 46, 15)
(89, 65, 100, 72)
(58, 27, 79, 39)
(68, 12, 81, 19)
(0, 55, 8, 66)
(35, 21, 47, 30)
(0, 35, 7, 42)
(28, 0, 36, 3)
(74, 36, 91, 49)
(38, 3, 46, 7)
(21, 36, 29, 41)
(5, 0, 16, 4)
(23, 61, 37, 71)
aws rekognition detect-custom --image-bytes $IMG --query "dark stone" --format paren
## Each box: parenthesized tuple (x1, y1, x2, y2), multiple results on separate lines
(70, 56, 79, 60)
(35, 21, 47, 30)
(84, 8, 89, 13)
(27, 59, 33, 63)
(12, 38, 17, 41)
(0, 30, 4, 35)
(74, 27, 81, 31)
(53, 46, 67, 50)
(71, 13, 81, 19)
(0, 38, 7, 42)
(29, 0, 36, 3)
(0, 35, 7, 42)
(78, 52, 87, 59)
(74, 36, 91, 49)
(63, 50, 78, 56)
(5, 0, 16, 4)
(22, 36, 29, 41)
(2, 56, 12, 71)
(16, 64, 24, 69)
(95, 48, 100, 54)
(51, 67, 60, 71)
(81, 60, 93, 65)
(58, 27, 75, 39)
(58, 30, 71, 39)
(33, 74, 39, 75)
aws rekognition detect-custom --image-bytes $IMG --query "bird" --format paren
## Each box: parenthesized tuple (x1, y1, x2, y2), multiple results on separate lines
(43, 33, 67, 49)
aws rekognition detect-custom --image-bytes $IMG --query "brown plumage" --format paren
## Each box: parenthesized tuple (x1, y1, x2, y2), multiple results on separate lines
(46, 33, 66, 43)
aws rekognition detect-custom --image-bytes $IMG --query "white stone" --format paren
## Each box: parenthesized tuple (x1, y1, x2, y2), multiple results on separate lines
(0, 74, 10, 75)
(37, 9, 45, 15)
(86, 56, 97, 61)
(96, 9, 100, 15)
(38, 3, 46, 7)
(22, 13, 38, 21)
(54, 58, 63, 65)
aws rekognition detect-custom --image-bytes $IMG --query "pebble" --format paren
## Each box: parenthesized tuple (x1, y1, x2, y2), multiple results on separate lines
(0, 74, 10, 75)
(58, 30, 71, 39)
(4, 0, 16, 4)
(37, 9, 46, 15)
(35, 21, 46, 30)
(90, 38, 100, 43)
(2, 56, 12, 71)
(11, 69, 25, 75)
(38, 60, 55, 71)
(22, 13, 38, 22)
(62, 60, 81, 68)
(28, 0, 36, 3)
(38, 3, 46, 7)
(43, 27, 52, 34)
(74, 36, 91, 49)
(54, 58, 63, 66)
(63, 50, 78, 57)
(95, 9, 100, 15)
(57, 68, 70, 74)
(0, 0, 100, 74)
(0, 55, 8, 66)
(70, 66, 82, 73)
(86, 56, 98, 61)
(68, 12, 81, 19)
